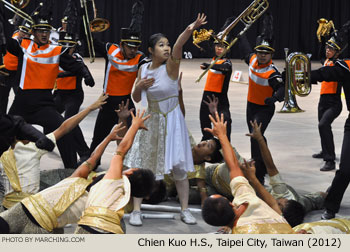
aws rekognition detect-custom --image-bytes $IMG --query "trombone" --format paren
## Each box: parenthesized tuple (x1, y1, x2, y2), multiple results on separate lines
(1, 0, 34, 25)
(89, 0, 110, 32)
(195, 0, 269, 82)
(80, 0, 95, 63)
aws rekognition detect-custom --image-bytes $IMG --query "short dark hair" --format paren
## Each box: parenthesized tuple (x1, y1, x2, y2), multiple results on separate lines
(143, 180, 167, 204)
(207, 138, 223, 164)
(128, 169, 156, 198)
(282, 200, 305, 227)
(202, 196, 235, 226)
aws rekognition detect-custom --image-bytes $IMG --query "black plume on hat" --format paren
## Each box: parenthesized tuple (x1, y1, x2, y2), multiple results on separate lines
(35, 0, 54, 22)
(129, 0, 144, 34)
(58, 0, 80, 47)
(255, 13, 275, 53)
(32, 0, 54, 29)
(64, 0, 79, 36)
(327, 20, 350, 52)
(120, 1, 144, 47)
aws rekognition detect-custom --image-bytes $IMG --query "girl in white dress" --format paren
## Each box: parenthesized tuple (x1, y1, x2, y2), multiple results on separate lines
(124, 14, 207, 226)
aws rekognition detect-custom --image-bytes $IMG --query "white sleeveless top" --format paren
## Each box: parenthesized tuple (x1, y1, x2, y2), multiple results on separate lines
(124, 62, 194, 179)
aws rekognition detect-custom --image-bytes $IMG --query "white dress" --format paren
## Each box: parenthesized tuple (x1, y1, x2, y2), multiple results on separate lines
(124, 62, 194, 180)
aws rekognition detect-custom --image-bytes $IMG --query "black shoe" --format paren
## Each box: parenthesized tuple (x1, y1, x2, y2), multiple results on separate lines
(321, 210, 335, 220)
(320, 161, 335, 171)
(312, 151, 323, 159)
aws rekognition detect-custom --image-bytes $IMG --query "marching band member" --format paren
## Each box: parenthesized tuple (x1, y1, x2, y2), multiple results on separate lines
(199, 17, 233, 141)
(312, 23, 344, 172)
(89, 1, 148, 166)
(7, 1, 94, 168)
(238, 13, 284, 184)
(54, 1, 94, 165)
(310, 21, 350, 220)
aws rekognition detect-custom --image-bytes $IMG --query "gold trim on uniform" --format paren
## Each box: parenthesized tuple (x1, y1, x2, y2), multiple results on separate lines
(212, 165, 231, 196)
(0, 149, 33, 208)
(3, 192, 32, 209)
(78, 206, 125, 234)
(22, 178, 91, 231)
(53, 178, 91, 217)
(121, 39, 141, 43)
(233, 223, 295, 234)
(293, 219, 350, 234)
(22, 194, 58, 232)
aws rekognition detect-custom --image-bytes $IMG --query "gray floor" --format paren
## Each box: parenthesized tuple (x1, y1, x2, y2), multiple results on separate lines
(7, 58, 350, 234)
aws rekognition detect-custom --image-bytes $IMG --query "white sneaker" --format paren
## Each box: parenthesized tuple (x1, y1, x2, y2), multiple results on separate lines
(180, 209, 197, 225)
(129, 211, 143, 226)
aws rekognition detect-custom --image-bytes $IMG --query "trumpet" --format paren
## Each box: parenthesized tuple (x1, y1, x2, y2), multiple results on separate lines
(195, 0, 269, 82)
(279, 48, 311, 113)
(1, 0, 33, 25)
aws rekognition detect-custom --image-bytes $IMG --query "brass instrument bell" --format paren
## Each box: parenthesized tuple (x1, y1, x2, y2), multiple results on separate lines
(90, 18, 110, 32)
(192, 29, 214, 50)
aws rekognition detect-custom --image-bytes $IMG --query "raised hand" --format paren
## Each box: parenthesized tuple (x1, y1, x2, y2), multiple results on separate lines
(115, 99, 134, 120)
(204, 111, 226, 138)
(245, 120, 263, 141)
(89, 93, 108, 110)
(203, 94, 218, 116)
(188, 13, 207, 31)
(108, 122, 126, 141)
(239, 159, 257, 181)
(131, 109, 151, 130)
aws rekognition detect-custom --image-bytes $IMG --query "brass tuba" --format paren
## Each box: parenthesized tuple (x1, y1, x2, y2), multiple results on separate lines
(195, 0, 269, 82)
(279, 48, 311, 113)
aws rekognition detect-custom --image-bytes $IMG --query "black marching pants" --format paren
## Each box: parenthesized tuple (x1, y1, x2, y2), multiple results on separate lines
(54, 90, 90, 158)
(246, 102, 275, 184)
(90, 95, 134, 163)
(317, 94, 342, 161)
(200, 91, 232, 141)
(0, 84, 11, 114)
(324, 115, 350, 213)
(9, 90, 77, 168)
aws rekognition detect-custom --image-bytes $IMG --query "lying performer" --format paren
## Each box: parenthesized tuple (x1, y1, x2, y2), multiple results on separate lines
(0, 123, 125, 234)
(201, 112, 294, 234)
(0, 94, 107, 211)
(75, 110, 155, 234)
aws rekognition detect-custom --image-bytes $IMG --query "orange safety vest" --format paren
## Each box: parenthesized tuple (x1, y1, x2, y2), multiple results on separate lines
(320, 59, 339, 95)
(4, 32, 21, 71)
(247, 54, 275, 105)
(103, 44, 142, 96)
(56, 67, 77, 90)
(19, 39, 61, 90)
(345, 60, 350, 70)
(204, 58, 226, 93)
